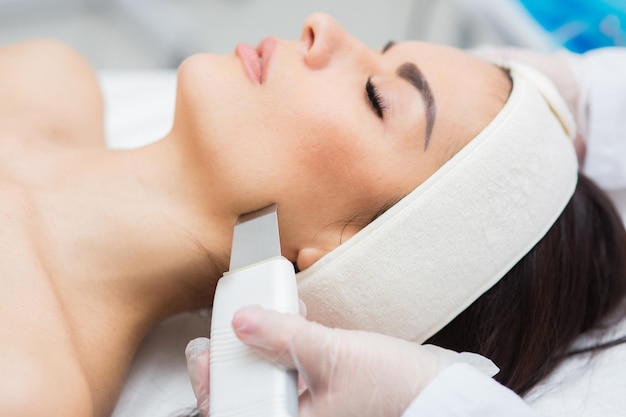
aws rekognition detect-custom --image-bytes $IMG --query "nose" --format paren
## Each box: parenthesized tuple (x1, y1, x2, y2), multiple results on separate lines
(301, 13, 358, 69)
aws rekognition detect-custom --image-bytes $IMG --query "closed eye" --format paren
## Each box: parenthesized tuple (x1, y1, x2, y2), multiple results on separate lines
(366, 77, 386, 119)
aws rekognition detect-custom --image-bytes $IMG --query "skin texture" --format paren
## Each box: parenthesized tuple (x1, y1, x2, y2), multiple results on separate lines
(0, 13, 509, 417)
(173, 16, 510, 267)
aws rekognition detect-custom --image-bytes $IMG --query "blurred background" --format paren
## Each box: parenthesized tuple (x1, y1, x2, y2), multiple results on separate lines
(0, 0, 624, 69)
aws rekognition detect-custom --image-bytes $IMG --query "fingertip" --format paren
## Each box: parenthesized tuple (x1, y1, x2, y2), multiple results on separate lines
(298, 299, 308, 317)
(185, 337, 211, 362)
(232, 305, 264, 335)
(185, 338, 211, 405)
(234, 306, 309, 352)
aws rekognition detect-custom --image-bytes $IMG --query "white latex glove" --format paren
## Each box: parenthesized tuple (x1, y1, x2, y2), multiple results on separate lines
(185, 336, 210, 416)
(186, 305, 498, 417)
(472, 46, 587, 162)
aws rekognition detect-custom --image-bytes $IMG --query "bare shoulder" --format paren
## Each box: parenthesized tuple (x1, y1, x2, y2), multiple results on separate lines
(0, 39, 105, 147)
(0, 344, 94, 417)
(0, 198, 94, 417)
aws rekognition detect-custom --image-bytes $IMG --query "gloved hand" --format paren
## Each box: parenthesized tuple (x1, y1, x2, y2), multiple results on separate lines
(185, 336, 210, 417)
(186, 305, 498, 417)
(472, 46, 587, 162)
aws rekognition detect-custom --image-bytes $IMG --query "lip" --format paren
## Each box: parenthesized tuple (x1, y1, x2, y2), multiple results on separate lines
(236, 43, 261, 84)
(235, 37, 276, 84)
(257, 37, 276, 84)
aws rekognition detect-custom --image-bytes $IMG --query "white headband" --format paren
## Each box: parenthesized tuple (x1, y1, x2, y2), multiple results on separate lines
(296, 64, 579, 343)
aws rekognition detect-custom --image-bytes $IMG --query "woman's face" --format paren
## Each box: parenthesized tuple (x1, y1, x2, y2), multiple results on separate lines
(173, 13, 510, 269)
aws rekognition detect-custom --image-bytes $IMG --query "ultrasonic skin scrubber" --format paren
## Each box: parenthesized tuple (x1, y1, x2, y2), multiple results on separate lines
(209, 204, 299, 417)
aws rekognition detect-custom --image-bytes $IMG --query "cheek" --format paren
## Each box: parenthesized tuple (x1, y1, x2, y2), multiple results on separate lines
(281, 106, 371, 187)
(296, 124, 359, 177)
(279, 114, 407, 226)
(274, 87, 422, 200)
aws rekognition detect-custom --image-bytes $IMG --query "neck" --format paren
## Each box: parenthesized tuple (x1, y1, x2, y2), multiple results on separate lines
(28, 134, 242, 414)
(34, 134, 237, 331)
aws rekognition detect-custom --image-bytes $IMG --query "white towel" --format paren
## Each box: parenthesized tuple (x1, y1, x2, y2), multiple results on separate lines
(297, 64, 578, 343)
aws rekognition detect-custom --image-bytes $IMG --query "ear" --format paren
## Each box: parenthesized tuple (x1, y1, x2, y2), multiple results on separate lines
(296, 247, 331, 271)
(295, 222, 361, 271)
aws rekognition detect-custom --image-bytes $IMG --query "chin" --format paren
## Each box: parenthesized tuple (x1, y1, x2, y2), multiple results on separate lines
(174, 54, 241, 133)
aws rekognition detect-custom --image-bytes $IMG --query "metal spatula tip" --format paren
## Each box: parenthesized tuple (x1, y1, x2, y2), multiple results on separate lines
(229, 203, 282, 270)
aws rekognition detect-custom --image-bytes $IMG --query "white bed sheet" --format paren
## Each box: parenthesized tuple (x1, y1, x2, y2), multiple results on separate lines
(101, 70, 178, 150)
(102, 71, 626, 417)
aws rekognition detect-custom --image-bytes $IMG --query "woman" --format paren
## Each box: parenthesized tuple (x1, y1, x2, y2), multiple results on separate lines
(0, 12, 620, 417)
(0, 12, 510, 417)
(183, 16, 626, 417)
(187, 45, 626, 417)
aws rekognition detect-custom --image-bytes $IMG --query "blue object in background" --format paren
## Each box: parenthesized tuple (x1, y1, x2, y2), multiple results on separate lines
(518, 0, 626, 52)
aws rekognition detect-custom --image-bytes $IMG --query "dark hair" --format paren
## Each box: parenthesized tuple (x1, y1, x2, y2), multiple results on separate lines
(426, 172, 626, 396)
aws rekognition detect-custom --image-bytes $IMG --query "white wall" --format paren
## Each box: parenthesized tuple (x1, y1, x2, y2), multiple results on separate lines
(0, 0, 540, 68)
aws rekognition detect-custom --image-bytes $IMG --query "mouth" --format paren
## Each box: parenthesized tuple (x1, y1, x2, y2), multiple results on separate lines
(236, 37, 276, 85)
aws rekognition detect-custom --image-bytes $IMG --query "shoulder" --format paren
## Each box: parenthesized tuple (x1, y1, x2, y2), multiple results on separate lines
(0, 39, 99, 90)
(0, 344, 93, 417)
(0, 226, 95, 417)
(0, 39, 92, 68)
(0, 39, 105, 146)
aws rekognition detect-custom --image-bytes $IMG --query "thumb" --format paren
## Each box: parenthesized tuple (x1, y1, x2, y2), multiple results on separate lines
(232, 306, 338, 386)
(185, 337, 211, 417)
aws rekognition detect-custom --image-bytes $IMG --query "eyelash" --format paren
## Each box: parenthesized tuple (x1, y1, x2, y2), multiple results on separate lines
(366, 77, 386, 119)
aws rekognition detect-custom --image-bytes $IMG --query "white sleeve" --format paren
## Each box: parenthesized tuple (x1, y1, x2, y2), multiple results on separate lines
(577, 47, 626, 190)
(401, 363, 543, 417)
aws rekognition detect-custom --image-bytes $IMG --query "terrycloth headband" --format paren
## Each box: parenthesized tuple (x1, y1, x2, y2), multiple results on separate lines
(296, 64, 579, 343)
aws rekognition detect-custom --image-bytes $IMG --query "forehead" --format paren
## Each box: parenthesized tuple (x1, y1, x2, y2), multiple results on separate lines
(385, 41, 511, 158)
(382, 40, 502, 81)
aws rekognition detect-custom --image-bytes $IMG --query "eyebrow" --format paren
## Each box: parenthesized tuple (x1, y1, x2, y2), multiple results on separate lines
(396, 62, 437, 150)
(382, 40, 396, 54)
